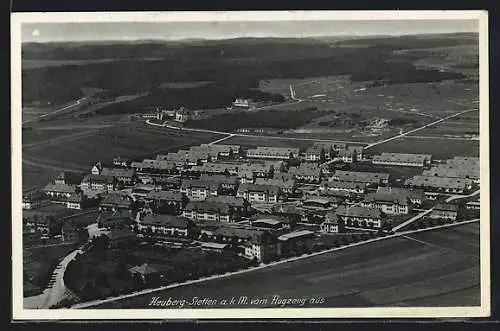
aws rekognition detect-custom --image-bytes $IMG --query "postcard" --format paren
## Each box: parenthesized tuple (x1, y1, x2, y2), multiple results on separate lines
(11, 10, 490, 320)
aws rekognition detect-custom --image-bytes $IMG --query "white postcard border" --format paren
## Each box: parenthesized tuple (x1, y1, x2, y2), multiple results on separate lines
(11, 10, 490, 320)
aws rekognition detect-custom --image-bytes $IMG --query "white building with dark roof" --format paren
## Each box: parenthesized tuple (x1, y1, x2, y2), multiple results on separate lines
(183, 200, 235, 223)
(335, 205, 384, 229)
(372, 153, 432, 167)
(332, 170, 389, 186)
(405, 175, 473, 194)
(237, 183, 281, 204)
(319, 180, 367, 194)
(246, 147, 300, 160)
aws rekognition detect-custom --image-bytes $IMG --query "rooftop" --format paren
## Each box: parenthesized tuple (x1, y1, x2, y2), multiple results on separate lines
(336, 205, 383, 219)
(278, 230, 315, 241)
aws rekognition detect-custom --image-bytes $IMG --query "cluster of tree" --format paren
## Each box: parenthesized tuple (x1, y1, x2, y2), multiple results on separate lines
(23, 36, 475, 107)
(94, 84, 284, 115)
(185, 107, 321, 132)
(388, 118, 420, 126)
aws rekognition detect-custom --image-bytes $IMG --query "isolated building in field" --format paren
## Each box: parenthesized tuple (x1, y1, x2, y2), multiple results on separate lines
(372, 153, 432, 167)
(246, 147, 300, 160)
(174, 107, 191, 122)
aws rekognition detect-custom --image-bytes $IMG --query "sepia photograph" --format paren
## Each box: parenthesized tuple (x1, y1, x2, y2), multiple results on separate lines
(11, 10, 490, 320)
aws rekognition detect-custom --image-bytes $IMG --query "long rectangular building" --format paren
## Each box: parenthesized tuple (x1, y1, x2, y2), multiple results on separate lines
(372, 153, 432, 167)
(332, 170, 389, 185)
(246, 147, 300, 160)
(405, 175, 473, 193)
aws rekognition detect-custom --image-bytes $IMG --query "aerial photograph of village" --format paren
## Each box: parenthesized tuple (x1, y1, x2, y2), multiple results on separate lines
(19, 17, 482, 311)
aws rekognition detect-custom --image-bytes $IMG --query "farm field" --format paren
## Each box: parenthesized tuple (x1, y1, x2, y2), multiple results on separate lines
(22, 122, 223, 190)
(95, 223, 479, 308)
(366, 137, 479, 159)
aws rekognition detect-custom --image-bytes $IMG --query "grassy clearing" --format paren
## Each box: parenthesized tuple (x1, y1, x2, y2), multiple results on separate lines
(366, 137, 479, 159)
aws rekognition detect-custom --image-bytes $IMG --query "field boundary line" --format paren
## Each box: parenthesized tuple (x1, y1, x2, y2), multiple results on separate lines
(70, 218, 479, 309)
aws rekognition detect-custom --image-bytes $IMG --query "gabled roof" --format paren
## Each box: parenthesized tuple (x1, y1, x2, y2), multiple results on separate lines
(184, 201, 231, 214)
(433, 203, 458, 212)
(146, 190, 183, 201)
(141, 214, 191, 229)
(101, 167, 135, 178)
(336, 205, 383, 219)
(43, 183, 77, 194)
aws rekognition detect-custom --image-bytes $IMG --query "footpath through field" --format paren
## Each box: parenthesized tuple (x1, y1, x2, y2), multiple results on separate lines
(70, 218, 479, 309)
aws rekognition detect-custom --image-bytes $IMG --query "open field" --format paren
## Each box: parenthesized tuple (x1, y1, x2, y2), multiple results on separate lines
(22, 122, 223, 190)
(365, 137, 479, 159)
(94, 223, 479, 308)
(22, 58, 165, 69)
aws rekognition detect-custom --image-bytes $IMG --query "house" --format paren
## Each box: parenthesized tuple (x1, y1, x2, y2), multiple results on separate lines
(174, 107, 191, 122)
(201, 144, 241, 157)
(362, 190, 410, 215)
(180, 179, 220, 200)
(372, 153, 432, 167)
(250, 214, 292, 230)
(304, 146, 324, 162)
(145, 190, 185, 214)
(113, 156, 132, 168)
(405, 175, 472, 194)
(99, 193, 132, 212)
(232, 98, 257, 110)
(292, 163, 323, 183)
(103, 228, 136, 248)
(319, 181, 366, 194)
(246, 147, 300, 160)
(255, 178, 296, 195)
(80, 174, 116, 192)
(320, 212, 345, 233)
(22, 190, 47, 210)
(131, 184, 157, 199)
(54, 171, 84, 185)
(206, 196, 251, 216)
(24, 215, 51, 236)
(466, 200, 480, 210)
(302, 196, 337, 210)
(335, 146, 364, 163)
(97, 209, 132, 229)
(199, 223, 265, 246)
(66, 193, 86, 210)
(423, 156, 479, 183)
(137, 214, 193, 237)
(244, 232, 281, 262)
(375, 186, 424, 205)
(199, 174, 240, 192)
(278, 230, 315, 256)
(200, 242, 230, 253)
(430, 204, 458, 221)
(183, 201, 234, 223)
(129, 263, 174, 283)
(61, 222, 79, 243)
(42, 183, 77, 202)
(332, 170, 390, 186)
(237, 183, 281, 204)
(335, 205, 384, 229)
(100, 167, 136, 185)
(91, 161, 105, 175)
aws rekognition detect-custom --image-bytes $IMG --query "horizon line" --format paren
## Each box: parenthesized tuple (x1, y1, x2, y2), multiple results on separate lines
(21, 31, 478, 44)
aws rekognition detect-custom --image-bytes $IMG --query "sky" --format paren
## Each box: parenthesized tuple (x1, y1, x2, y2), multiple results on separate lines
(21, 20, 478, 43)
